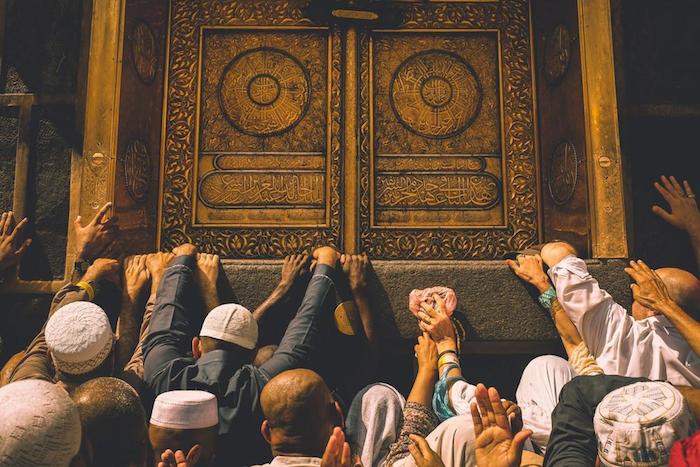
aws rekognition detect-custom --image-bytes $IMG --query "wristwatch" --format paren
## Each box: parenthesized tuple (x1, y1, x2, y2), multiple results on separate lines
(538, 286, 558, 310)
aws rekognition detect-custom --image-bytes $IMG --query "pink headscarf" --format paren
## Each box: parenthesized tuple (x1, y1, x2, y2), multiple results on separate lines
(408, 287, 458, 318)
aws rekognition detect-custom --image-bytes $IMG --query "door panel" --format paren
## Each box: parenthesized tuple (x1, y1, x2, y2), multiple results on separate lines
(359, 1, 539, 259)
(159, 1, 342, 257)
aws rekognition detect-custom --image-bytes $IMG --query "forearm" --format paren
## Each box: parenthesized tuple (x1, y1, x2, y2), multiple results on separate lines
(253, 283, 290, 322)
(258, 265, 335, 378)
(550, 300, 583, 357)
(352, 288, 377, 351)
(143, 256, 198, 367)
(407, 369, 438, 407)
(658, 301, 700, 356)
(436, 339, 462, 380)
(115, 293, 142, 374)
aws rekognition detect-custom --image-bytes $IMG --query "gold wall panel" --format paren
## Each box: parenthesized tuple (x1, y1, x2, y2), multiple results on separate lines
(159, 0, 342, 257)
(359, 0, 539, 259)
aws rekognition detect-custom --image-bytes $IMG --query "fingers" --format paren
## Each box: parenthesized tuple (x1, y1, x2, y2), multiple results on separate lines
(654, 180, 676, 203)
(7, 217, 28, 242)
(174, 450, 187, 464)
(417, 310, 433, 325)
(505, 259, 519, 272)
(432, 293, 446, 313)
(474, 383, 494, 428)
(419, 301, 437, 318)
(510, 429, 534, 459)
(488, 386, 510, 431)
(0, 212, 7, 235)
(186, 444, 202, 464)
(684, 180, 695, 197)
(470, 401, 483, 437)
(92, 202, 113, 225)
(660, 176, 681, 198)
(341, 442, 351, 467)
(669, 176, 685, 196)
(408, 434, 431, 459)
(651, 205, 674, 223)
(15, 238, 32, 258)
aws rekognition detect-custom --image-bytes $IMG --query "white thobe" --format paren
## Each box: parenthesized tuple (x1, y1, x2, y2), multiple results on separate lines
(550, 255, 700, 387)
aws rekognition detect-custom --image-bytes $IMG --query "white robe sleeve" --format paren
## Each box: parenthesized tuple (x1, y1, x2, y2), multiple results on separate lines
(548, 255, 633, 359)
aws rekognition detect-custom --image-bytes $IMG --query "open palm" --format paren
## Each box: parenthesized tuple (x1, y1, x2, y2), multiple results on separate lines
(471, 384, 532, 467)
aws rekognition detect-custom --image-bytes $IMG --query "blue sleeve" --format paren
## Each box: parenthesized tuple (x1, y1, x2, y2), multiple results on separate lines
(143, 254, 199, 389)
(258, 264, 336, 379)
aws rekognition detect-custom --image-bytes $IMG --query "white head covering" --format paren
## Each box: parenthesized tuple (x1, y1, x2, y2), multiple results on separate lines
(199, 304, 258, 350)
(45, 301, 114, 375)
(150, 390, 218, 430)
(594, 381, 697, 467)
(0, 379, 81, 466)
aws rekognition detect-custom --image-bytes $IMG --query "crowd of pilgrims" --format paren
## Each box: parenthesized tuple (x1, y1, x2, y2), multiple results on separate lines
(3, 175, 700, 467)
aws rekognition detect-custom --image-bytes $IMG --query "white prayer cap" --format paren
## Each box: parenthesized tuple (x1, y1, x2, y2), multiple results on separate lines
(150, 390, 218, 430)
(0, 379, 81, 466)
(45, 301, 114, 375)
(199, 304, 258, 350)
(594, 381, 696, 467)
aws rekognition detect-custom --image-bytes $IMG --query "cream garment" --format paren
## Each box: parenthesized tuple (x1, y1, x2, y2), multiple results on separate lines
(549, 255, 700, 387)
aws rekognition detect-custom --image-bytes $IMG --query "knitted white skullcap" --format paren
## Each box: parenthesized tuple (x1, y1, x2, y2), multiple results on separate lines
(150, 390, 218, 430)
(594, 381, 696, 467)
(199, 304, 258, 350)
(0, 379, 81, 467)
(45, 301, 114, 375)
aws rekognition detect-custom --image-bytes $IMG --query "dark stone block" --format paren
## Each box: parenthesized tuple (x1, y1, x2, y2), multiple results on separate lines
(222, 259, 632, 347)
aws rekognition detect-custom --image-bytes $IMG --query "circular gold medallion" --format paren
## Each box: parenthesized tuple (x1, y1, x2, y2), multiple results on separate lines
(123, 139, 151, 202)
(544, 24, 572, 85)
(131, 21, 157, 84)
(548, 141, 578, 206)
(390, 50, 483, 139)
(218, 47, 311, 137)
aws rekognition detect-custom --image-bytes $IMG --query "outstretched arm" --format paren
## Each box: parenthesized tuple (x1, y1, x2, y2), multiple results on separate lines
(253, 253, 309, 322)
(506, 255, 582, 357)
(652, 176, 700, 273)
(341, 254, 378, 355)
(625, 259, 700, 357)
(258, 246, 339, 379)
(115, 255, 151, 374)
(143, 244, 201, 390)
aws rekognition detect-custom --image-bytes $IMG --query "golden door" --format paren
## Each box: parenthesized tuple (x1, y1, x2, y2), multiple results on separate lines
(156, 0, 539, 259)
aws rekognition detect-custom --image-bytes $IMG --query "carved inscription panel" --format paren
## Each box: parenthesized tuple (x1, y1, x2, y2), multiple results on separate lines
(159, 1, 342, 258)
(359, 1, 539, 259)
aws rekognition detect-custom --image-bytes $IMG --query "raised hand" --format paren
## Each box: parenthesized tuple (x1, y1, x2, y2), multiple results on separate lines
(0, 211, 31, 273)
(196, 253, 220, 312)
(653, 176, 700, 233)
(624, 260, 674, 312)
(279, 253, 309, 289)
(157, 445, 201, 467)
(123, 255, 150, 303)
(82, 258, 121, 286)
(146, 252, 175, 290)
(321, 427, 360, 467)
(408, 435, 445, 467)
(74, 202, 119, 261)
(313, 246, 341, 268)
(471, 384, 532, 467)
(341, 253, 369, 293)
(506, 254, 551, 293)
(172, 243, 197, 257)
(417, 293, 456, 344)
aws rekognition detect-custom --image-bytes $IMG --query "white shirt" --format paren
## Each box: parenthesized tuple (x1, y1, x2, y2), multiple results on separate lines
(549, 255, 700, 387)
(252, 456, 321, 467)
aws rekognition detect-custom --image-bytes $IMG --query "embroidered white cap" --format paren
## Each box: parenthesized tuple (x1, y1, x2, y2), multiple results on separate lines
(0, 379, 81, 466)
(45, 301, 114, 375)
(594, 381, 697, 467)
(199, 304, 258, 350)
(150, 390, 218, 430)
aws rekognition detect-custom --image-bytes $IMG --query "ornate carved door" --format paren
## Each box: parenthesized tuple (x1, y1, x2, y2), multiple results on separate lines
(158, 0, 539, 259)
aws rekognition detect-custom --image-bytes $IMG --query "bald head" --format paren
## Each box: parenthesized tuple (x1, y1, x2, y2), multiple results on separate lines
(72, 377, 147, 467)
(261, 369, 340, 457)
(656, 268, 700, 319)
